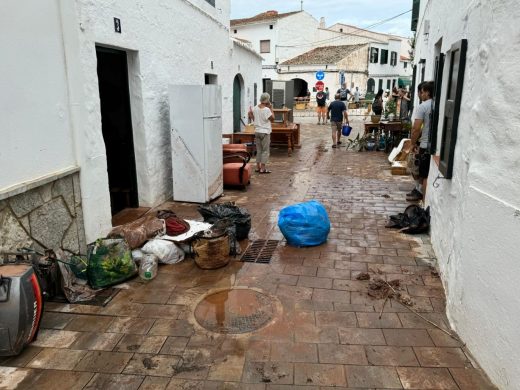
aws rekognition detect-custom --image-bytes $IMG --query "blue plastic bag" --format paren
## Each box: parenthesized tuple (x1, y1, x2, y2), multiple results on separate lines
(342, 124, 352, 136)
(278, 201, 330, 247)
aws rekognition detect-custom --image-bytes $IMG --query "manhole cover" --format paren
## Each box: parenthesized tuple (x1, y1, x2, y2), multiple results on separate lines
(241, 240, 279, 263)
(194, 289, 275, 334)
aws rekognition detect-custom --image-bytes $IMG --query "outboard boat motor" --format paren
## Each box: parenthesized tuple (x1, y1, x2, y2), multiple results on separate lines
(0, 264, 43, 356)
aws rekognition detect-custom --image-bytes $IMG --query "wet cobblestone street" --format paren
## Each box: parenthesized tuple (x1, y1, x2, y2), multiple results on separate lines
(0, 117, 496, 389)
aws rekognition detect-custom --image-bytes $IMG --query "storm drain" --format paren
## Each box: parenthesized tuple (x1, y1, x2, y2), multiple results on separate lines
(241, 240, 279, 264)
(194, 289, 276, 334)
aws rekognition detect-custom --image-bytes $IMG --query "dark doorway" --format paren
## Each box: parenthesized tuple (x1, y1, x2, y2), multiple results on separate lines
(292, 78, 308, 98)
(96, 47, 138, 215)
(367, 78, 375, 93)
(233, 75, 242, 132)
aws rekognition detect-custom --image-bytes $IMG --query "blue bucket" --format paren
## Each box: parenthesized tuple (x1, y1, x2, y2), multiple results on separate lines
(341, 124, 352, 136)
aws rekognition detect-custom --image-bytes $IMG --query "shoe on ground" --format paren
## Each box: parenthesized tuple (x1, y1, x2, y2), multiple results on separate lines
(317, 121, 321, 125)
(406, 189, 417, 197)
(332, 144, 337, 148)
(406, 189, 423, 201)
(337, 141, 342, 144)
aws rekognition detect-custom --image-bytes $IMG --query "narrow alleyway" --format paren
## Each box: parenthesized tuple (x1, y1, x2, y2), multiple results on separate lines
(0, 118, 496, 389)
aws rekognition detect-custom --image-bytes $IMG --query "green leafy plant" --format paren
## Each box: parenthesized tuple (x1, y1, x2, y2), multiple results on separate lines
(385, 99, 397, 118)
(347, 133, 374, 152)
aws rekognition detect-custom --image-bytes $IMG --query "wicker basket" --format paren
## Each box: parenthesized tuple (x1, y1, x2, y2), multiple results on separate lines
(192, 234, 230, 270)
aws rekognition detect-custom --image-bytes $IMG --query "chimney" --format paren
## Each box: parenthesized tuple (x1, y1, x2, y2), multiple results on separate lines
(319, 17, 325, 28)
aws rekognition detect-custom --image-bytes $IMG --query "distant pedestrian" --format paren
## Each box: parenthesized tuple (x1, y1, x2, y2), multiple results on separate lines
(324, 87, 330, 101)
(248, 93, 274, 174)
(351, 86, 361, 108)
(315, 90, 327, 125)
(337, 83, 350, 102)
(327, 93, 349, 148)
(372, 89, 384, 116)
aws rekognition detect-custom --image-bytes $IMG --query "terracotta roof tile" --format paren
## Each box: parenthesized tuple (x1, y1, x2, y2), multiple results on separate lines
(281, 44, 367, 65)
(231, 10, 300, 26)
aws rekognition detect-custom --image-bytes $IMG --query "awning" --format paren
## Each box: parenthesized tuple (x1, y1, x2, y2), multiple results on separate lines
(398, 77, 412, 88)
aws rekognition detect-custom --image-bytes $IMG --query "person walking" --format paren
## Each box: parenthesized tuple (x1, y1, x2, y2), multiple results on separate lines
(404, 81, 434, 201)
(315, 89, 327, 125)
(327, 93, 349, 148)
(324, 87, 330, 101)
(248, 93, 274, 174)
(337, 83, 350, 102)
(351, 86, 361, 108)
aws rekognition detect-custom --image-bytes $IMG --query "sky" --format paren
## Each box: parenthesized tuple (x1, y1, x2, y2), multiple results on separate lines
(230, 0, 414, 38)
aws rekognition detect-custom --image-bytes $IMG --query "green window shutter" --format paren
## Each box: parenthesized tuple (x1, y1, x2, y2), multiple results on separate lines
(411, 0, 420, 31)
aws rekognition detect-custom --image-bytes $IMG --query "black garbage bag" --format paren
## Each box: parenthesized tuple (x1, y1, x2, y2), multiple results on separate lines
(386, 205, 430, 234)
(197, 202, 251, 240)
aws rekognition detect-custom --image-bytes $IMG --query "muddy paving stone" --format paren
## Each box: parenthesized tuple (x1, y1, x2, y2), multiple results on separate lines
(14, 369, 94, 390)
(449, 367, 498, 389)
(148, 319, 195, 338)
(71, 332, 124, 351)
(74, 351, 134, 373)
(207, 354, 245, 382)
(115, 334, 168, 354)
(345, 365, 402, 388)
(365, 346, 419, 366)
(383, 329, 435, 347)
(270, 342, 318, 363)
(293, 363, 346, 386)
(317, 344, 368, 365)
(338, 327, 386, 345)
(315, 311, 357, 328)
(139, 375, 171, 389)
(123, 354, 181, 377)
(397, 367, 458, 389)
(64, 314, 115, 332)
(242, 361, 294, 385)
(138, 304, 185, 319)
(107, 317, 156, 335)
(27, 348, 87, 370)
(39, 312, 76, 330)
(159, 336, 190, 355)
(414, 347, 472, 368)
(84, 373, 144, 389)
(0, 346, 42, 367)
(30, 328, 81, 348)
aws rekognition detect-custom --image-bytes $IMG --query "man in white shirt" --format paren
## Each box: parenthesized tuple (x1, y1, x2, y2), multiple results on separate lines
(248, 93, 274, 173)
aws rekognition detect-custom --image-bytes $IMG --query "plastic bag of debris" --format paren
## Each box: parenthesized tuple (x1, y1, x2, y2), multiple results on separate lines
(108, 215, 166, 249)
(87, 238, 138, 289)
(197, 202, 251, 240)
(55, 249, 98, 303)
(278, 200, 330, 247)
(142, 239, 185, 264)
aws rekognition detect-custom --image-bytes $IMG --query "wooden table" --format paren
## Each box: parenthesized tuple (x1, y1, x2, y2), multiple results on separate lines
(224, 123, 299, 157)
(379, 121, 408, 152)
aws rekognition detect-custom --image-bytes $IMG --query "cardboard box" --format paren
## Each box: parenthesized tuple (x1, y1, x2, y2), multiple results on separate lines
(391, 161, 408, 175)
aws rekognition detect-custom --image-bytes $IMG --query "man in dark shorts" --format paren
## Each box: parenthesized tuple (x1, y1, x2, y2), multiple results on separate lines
(405, 81, 434, 201)
(315, 90, 327, 125)
(327, 94, 349, 148)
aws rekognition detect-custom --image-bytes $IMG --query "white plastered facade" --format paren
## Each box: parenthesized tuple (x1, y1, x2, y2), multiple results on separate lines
(1, 0, 262, 243)
(414, 1, 520, 388)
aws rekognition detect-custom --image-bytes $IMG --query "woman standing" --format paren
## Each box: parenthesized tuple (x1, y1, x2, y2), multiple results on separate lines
(248, 93, 274, 174)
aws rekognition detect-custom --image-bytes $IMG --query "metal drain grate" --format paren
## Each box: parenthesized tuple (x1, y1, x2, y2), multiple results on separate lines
(241, 240, 279, 263)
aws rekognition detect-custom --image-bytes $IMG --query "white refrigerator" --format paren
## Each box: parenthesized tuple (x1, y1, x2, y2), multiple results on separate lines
(169, 84, 223, 203)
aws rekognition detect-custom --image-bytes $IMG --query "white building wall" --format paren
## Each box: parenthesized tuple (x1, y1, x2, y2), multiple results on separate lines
(0, 1, 77, 191)
(2, 0, 260, 242)
(228, 42, 263, 131)
(415, 1, 520, 388)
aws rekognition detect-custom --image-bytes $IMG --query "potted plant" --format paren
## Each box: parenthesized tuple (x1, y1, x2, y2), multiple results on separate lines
(385, 99, 397, 121)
